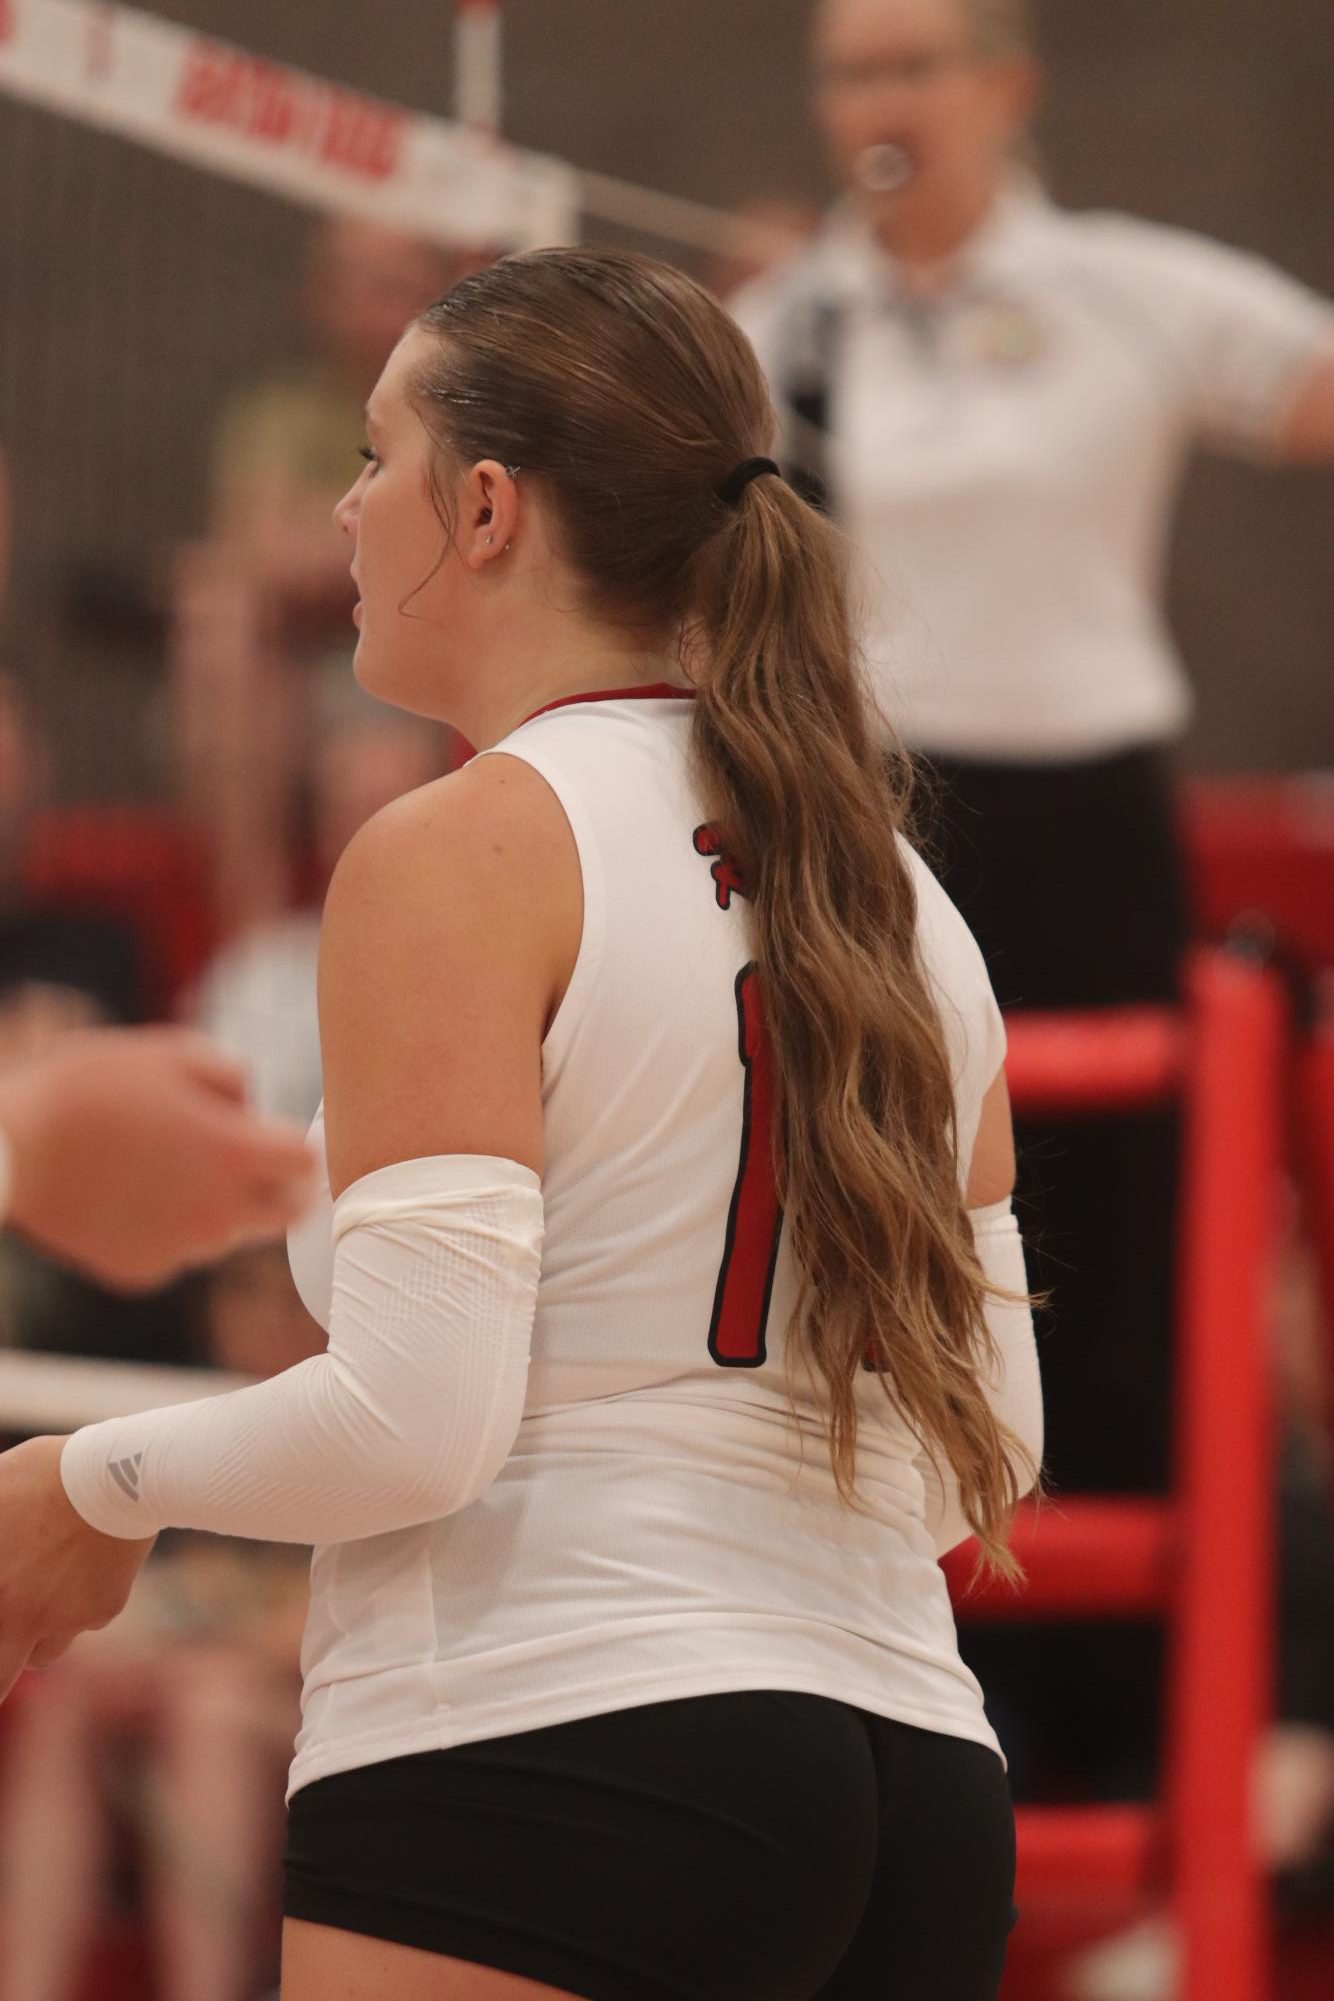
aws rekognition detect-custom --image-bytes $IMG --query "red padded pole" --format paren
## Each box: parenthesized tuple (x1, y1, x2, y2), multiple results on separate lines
(1168, 949, 1285, 2001)
(1015, 1804, 1160, 1906)
(944, 1499, 1178, 1619)
(1004, 1005, 1184, 1117)
(1295, 1012, 1334, 1437)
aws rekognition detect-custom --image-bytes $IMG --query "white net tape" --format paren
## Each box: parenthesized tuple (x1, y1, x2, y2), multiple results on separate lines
(0, 0, 779, 259)
(0, 1349, 244, 1432)
(0, 0, 578, 250)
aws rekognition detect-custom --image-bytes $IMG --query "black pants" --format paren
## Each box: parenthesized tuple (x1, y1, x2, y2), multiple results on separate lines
(920, 744, 1188, 1495)
(919, 747, 1189, 1800)
(284, 1693, 1016, 2001)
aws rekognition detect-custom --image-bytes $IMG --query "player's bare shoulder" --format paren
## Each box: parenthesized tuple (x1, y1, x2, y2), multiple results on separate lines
(317, 752, 580, 1189)
(320, 750, 582, 1056)
(327, 751, 577, 931)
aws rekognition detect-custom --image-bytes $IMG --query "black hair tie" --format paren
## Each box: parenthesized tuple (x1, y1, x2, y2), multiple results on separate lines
(717, 456, 781, 505)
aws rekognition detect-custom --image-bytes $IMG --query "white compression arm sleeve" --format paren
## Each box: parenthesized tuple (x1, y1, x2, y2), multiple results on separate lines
(60, 1156, 543, 1543)
(916, 1199, 1043, 1557)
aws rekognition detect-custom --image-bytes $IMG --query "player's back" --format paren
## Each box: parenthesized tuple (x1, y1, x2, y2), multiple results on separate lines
(290, 688, 1007, 1796)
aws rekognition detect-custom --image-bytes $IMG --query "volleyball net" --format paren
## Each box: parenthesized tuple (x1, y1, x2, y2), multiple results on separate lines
(0, 1, 804, 1284)
(0, 1347, 242, 1432)
(0, 0, 788, 793)
(0, 0, 580, 256)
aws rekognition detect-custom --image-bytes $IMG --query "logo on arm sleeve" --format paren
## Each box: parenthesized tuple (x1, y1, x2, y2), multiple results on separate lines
(108, 1453, 144, 1503)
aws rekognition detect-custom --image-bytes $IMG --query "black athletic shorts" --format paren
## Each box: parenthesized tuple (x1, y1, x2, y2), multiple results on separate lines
(283, 1690, 1016, 2000)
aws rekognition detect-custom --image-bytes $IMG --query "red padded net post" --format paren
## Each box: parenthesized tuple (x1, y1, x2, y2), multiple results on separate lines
(1002, 1004, 1185, 1117)
(944, 955, 1285, 1999)
(1295, 1010, 1334, 1437)
(1167, 952, 1284, 1999)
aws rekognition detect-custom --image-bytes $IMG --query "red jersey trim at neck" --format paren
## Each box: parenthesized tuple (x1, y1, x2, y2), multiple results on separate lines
(520, 683, 695, 727)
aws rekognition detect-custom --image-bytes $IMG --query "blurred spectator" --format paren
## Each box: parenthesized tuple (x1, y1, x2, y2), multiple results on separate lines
(187, 675, 442, 1124)
(0, 674, 141, 1035)
(731, 6, 1334, 1214)
(0, 672, 189, 1362)
(206, 218, 453, 616)
(172, 219, 459, 935)
(0, 1250, 319, 2001)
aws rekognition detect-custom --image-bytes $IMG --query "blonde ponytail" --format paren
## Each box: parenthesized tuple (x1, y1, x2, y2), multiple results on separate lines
(688, 475, 1030, 1570)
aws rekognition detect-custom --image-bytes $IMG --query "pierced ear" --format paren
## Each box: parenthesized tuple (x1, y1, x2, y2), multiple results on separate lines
(468, 459, 520, 566)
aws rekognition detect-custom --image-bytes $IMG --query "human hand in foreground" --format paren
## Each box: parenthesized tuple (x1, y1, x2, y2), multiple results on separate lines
(0, 1434, 155, 1701)
(0, 1026, 316, 1287)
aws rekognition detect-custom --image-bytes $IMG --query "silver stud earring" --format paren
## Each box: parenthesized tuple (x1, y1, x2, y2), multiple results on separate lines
(486, 534, 494, 545)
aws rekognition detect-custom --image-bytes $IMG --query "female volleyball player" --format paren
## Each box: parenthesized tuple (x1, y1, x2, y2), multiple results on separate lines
(3, 250, 1040, 2000)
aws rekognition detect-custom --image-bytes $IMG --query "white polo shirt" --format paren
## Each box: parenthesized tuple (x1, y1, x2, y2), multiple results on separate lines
(730, 183, 1334, 763)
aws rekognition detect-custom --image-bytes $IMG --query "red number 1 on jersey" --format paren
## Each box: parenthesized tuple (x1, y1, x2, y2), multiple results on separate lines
(708, 964, 784, 1367)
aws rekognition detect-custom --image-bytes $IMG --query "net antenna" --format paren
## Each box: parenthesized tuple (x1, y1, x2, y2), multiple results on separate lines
(454, 0, 504, 140)
(0, 1350, 253, 1432)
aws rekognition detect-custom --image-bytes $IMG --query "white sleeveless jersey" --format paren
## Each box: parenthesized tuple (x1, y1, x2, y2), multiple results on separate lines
(286, 689, 1007, 1796)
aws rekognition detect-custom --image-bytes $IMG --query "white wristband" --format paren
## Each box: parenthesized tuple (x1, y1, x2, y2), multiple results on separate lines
(915, 1200, 1043, 1556)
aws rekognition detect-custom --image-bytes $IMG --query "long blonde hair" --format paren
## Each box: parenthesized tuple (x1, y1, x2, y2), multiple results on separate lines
(414, 249, 1032, 1570)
